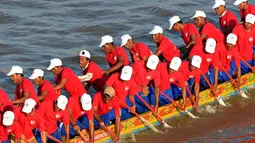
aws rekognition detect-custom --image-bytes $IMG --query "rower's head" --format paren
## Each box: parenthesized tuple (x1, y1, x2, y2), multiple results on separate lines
(191, 10, 206, 27)
(226, 33, 238, 50)
(99, 35, 114, 54)
(29, 69, 44, 86)
(121, 34, 133, 50)
(79, 50, 91, 69)
(103, 86, 115, 103)
(47, 58, 63, 75)
(169, 16, 183, 32)
(234, 0, 248, 10)
(7, 65, 24, 84)
(212, 0, 226, 16)
(146, 55, 159, 72)
(22, 98, 36, 115)
(244, 14, 255, 30)
(205, 38, 216, 54)
(80, 93, 92, 111)
(169, 57, 182, 74)
(54, 95, 68, 112)
(149, 26, 163, 43)
(120, 66, 133, 82)
(3, 111, 15, 127)
(190, 55, 202, 71)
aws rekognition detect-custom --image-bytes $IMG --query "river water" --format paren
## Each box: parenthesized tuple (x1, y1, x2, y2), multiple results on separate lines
(0, 0, 255, 142)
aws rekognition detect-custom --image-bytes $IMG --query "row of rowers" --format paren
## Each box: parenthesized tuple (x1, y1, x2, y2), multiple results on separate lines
(1, 1, 255, 142)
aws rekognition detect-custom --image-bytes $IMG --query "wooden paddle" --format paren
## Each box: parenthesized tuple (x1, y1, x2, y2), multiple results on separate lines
(47, 135, 63, 143)
(100, 124, 118, 142)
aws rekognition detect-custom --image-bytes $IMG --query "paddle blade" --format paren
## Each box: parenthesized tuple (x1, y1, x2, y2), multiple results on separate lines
(162, 121, 172, 128)
(140, 117, 161, 133)
(185, 110, 198, 119)
(217, 96, 226, 106)
(240, 90, 249, 98)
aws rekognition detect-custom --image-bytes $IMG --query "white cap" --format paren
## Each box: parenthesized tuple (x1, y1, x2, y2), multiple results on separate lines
(80, 93, 92, 111)
(149, 25, 163, 34)
(169, 16, 181, 30)
(146, 55, 159, 70)
(99, 35, 113, 47)
(234, 0, 247, 5)
(47, 58, 62, 70)
(3, 111, 15, 126)
(205, 38, 216, 54)
(120, 34, 132, 47)
(245, 14, 255, 24)
(6, 66, 23, 76)
(57, 95, 68, 110)
(29, 69, 44, 80)
(22, 98, 36, 114)
(191, 10, 206, 19)
(226, 33, 238, 45)
(169, 57, 182, 71)
(79, 50, 91, 59)
(120, 66, 133, 81)
(191, 55, 202, 68)
(212, 0, 225, 9)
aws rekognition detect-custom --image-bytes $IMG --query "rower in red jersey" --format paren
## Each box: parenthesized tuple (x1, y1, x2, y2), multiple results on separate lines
(169, 16, 203, 60)
(212, 0, 238, 37)
(7, 66, 38, 105)
(149, 25, 180, 62)
(0, 89, 13, 112)
(120, 34, 152, 62)
(47, 58, 87, 97)
(99, 35, 130, 75)
(234, 0, 255, 23)
(78, 50, 107, 92)
(29, 69, 58, 102)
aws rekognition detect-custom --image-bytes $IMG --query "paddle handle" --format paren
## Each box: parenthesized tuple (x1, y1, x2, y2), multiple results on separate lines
(101, 124, 118, 141)
(200, 72, 219, 97)
(77, 130, 90, 143)
(240, 58, 254, 70)
(219, 64, 240, 90)
(160, 91, 183, 110)
(47, 135, 63, 143)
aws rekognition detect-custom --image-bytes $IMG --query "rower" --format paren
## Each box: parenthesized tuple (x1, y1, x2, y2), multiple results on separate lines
(132, 55, 160, 113)
(29, 69, 59, 102)
(99, 35, 130, 75)
(169, 16, 203, 59)
(1, 111, 21, 143)
(232, 14, 255, 74)
(149, 25, 180, 62)
(120, 34, 152, 62)
(212, 0, 238, 37)
(14, 98, 46, 143)
(0, 89, 13, 112)
(7, 66, 38, 105)
(78, 50, 108, 92)
(38, 95, 70, 143)
(233, 0, 255, 23)
(93, 86, 120, 141)
(47, 58, 87, 97)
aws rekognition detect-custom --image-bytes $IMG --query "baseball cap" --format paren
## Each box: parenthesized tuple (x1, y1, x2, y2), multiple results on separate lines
(22, 98, 36, 114)
(205, 38, 216, 54)
(99, 35, 113, 47)
(79, 50, 91, 59)
(226, 33, 238, 45)
(169, 57, 182, 71)
(191, 10, 206, 19)
(245, 14, 255, 24)
(57, 95, 68, 110)
(120, 34, 132, 47)
(234, 0, 247, 5)
(80, 93, 92, 111)
(169, 16, 181, 30)
(149, 25, 163, 34)
(6, 66, 23, 76)
(212, 0, 225, 9)
(29, 69, 44, 80)
(3, 111, 15, 126)
(191, 55, 202, 68)
(120, 66, 133, 81)
(104, 86, 115, 98)
(47, 58, 62, 70)
(146, 55, 159, 70)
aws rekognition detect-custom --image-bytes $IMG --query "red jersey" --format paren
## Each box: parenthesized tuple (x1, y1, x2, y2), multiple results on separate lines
(200, 49, 220, 73)
(0, 89, 12, 112)
(219, 45, 241, 71)
(56, 67, 86, 97)
(93, 92, 120, 116)
(200, 22, 224, 43)
(38, 80, 58, 101)
(15, 78, 38, 104)
(132, 60, 160, 91)
(232, 24, 255, 60)
(181, 23, 203, 45)
(105, 46, 130, 67)
(156, 35, 180, 62)
(130, 42, 152, 62)
(38, 101, 69, 134)
(240, 4, 255, 22)
(179, 61, 201, 83)
(82, 61, 107, 92)
(219, 10, 238, 36)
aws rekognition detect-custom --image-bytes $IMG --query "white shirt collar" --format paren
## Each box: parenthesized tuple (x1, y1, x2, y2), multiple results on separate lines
(220, 10, 227, 17)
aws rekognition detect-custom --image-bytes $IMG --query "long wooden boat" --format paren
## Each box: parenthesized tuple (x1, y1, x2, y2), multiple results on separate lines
(70, 72, 255, 143)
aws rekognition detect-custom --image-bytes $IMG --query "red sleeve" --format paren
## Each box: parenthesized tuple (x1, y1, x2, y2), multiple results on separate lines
(61, 109, 70, 125)
(188, 24, 199, 35)
(37, 101, 48, 115)
(228, 15, 238, 28)
(139, 43, 151, 58)
(86, 109, 94, 120)
(106, 74, 117, 87)
(177, 74, 185, 87)
(22, 80, 32, 93)
(92, 93, 100, 107)
(158, 39, 167, 52)
(153, 70, 160, 87)
(117, 48, 126, 59)
(129, 79, 138, 95)
(200, 23, 212, 37)
(132, 61, 140, 74)
(67, 97, 75, 111)
(61, 68, 70, 80)
(112, 99, 120, 116)
(37, 116, 45, 132)
(212, 50, 220, 68)
(13, 121, 21, 138)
